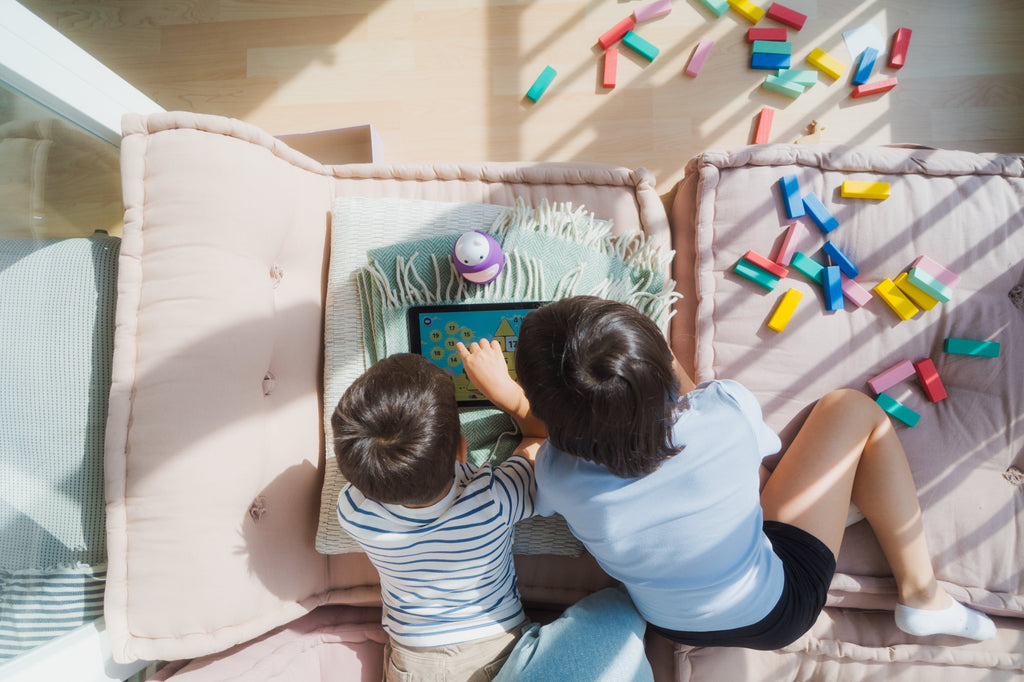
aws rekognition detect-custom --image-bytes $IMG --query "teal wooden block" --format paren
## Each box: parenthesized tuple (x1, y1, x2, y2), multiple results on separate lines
(876, 393, 921, 427)
(752, 40, 793, 55)
(700, 0, 729, 15)
(907, 267, 953, 302)
(790, 251, 824, 282)
(734, 258, 780, 291)
(526, 66, 557, 102)
(944, 337, 1000, 357)
(777, 69, 818, 87)
(622, 30, 659, 61)
(762, 75, 804, 98)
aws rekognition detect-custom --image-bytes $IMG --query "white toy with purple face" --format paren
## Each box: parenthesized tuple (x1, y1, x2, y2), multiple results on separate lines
(452, 230, 505, 284)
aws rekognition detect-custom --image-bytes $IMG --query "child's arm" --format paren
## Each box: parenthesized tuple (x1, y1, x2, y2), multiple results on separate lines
(513, 437, 544, 465)
(456, 339, 547, 438)
(671, 348, 697, 395)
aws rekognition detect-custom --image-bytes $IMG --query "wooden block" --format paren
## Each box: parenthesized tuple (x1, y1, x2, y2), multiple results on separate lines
(913, 358, 947, 402)
(775, 221, 804, 266)
(752, 40, 792, 55)
(907, 267, 953, 302)
(762, 75, 803, 98)
(686, 38, 715, 77)
(776, 69, 817, 87)
(822, 240, 859, 278)
(876, 393, 921, 427)
(699, 0, 730, 16)
(874, 278, 919, 320)
(603, 48, 618, 88)
(791, 251, 823, 282)
(852, 77, 898, 98)
(751, 52, 791, 70)
(753, 106, 774, 143)
(728, 0, 766, 23)
(634, 0, 673, 22)
(867, 359, 916, 394)
(748, 27, 787, 42)
(841, 277, 873, 307)
(889, 27, 912, 68)
(944, 337, 1000, 357)
(852, 46, 878, 85)
(807, 48, 846, 80)
(765, 2, 806, 29)
(526, 66, 557, 102)
(622, 30, 659, 61)
(894, 272, 938, 311)
(823, 265, 844, 311)
(598, 17, 635, 49)
(841, 180, 891, 199)
(743, 249, 788, 278)
(912, 255, 961, 288)
(735, 258, 781, 290)
(779, 174, 804, 219)
(802, 192, 839, 233)
(767, 288, 803, 331)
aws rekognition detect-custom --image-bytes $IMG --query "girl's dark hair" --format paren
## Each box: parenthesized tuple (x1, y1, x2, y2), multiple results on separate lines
(516, 296, 681, 478)
(331, 353, 461, 506)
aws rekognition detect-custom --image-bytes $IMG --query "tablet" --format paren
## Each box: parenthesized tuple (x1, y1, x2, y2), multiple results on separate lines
(407, 302, 546, 406)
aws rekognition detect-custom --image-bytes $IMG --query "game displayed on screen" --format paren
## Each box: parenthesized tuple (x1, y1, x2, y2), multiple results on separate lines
(407, 302, 545, 406)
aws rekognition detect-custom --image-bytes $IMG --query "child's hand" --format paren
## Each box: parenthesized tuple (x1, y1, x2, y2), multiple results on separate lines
(456, 339, 522, 413)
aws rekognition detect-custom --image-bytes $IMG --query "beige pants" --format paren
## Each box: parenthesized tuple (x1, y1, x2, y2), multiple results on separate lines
(383, 622, 530, 682)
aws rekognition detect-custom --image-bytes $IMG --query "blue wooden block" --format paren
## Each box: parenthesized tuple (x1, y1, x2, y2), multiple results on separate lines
(526, 66, 557, 102)
(803, 192, 839, 233)
(779, 174, 805, 219)
(751, 52, 791, 70)
(622, 30, 660, 62)
(823, 265, 845, 311)
(822, 240, 859, 278)
(853, 47, 878, 85)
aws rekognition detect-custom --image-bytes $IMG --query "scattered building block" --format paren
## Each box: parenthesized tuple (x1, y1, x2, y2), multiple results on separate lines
(735, 258, 780, 290)
(913, 358, 947, 402)
(728, 0, 766, 24)
(822, 240, 859, 278)
(894, 272, 938, 311)
(852, 77, 898, 98)
(754, 106, 774, 142)
(699, 0, 730, 16)
(599, 17, 636, 49)
(823, 265, 845, 311)
(634, 0, 673, 22)
(791, 251, 824, 282)
(876, 393, 921, 427)
(802, 192, 839, 233)
(944, 337, 1000, 358)
(912, 255, 961, 288)
(779, 174, 805, 218)
(776, 221, 804, 266)
(867, 359, 916, 394)
(807, 48, 846, 80)
(841, 180, 891, 199)
(841, 277, 873, 307)
(526, 66, 557, 102)
(751, 52, 791, 69)
(776, 69, 817, 87)
(852, 46, 878, 85)
(874, 278, 919, 320)
(686, 38, 715, 77)
(762, 75, 804, 98)
(889, 27, 912, 68)
(907, 266, 953, 302)
(768, 288, 803, 331)
(603, 48, 618, 88)
(748, 27, 787, 42)
(765, 2, 806, 30)
(752, 40, 792, 55)
(622, 30, 660, 61)
(744, 249, 788, 278)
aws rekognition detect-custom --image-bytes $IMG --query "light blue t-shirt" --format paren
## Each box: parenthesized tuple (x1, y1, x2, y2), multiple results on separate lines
(535, 380, 784, 632)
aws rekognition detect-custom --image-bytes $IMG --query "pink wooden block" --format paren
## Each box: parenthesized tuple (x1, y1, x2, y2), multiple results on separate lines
(775, 221, 804, 266)
(634, 0, 673, 22)
(841, 277, 873, 307)
(685, 37, 714, 77)
(912, 255, 961, 288)
(603, 48, 618, 88)
(743, 249, 789, 278)
(753, 106, 773, 142)
(867, 359, 916, 394)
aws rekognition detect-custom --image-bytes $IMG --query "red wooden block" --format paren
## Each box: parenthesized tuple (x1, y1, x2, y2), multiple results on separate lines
(603, 48, 618, 88)
(765, 2, 807, 30)
(598, 16, 635, 49)
(754, 106, 774, 144)
(747, 27, 788, 42)
(889, 27, 912, 68)
(743, 249, 789, 278)
(852, 77, 898, 98)
(913, 358, 947, 402)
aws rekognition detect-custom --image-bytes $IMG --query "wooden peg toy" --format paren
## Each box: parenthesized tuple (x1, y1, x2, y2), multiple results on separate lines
(765, 2, 806, 29)
(913, 358, 947, 402)
(754, 106, 774, 142)
(794, 119, 826, 143)
(807, 48, 846, 80)
(874, 278, 919, 320)
(889, 27, 912, 68)
(767, 288, 803, 331)
(867, 359, 916, 394)
(876, 393, 921, 427)
(526, 66, 557, 102)
(802, 192, 839, 233)
(779, 174, 805, 218)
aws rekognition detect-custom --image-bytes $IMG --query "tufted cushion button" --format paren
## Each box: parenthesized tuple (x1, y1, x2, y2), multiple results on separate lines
(248, 496, 267, 521)
(262, 371, 276, 396)
(270, 264, 284, 288)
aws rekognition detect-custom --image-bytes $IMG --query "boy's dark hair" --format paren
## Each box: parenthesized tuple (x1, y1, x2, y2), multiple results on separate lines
(516, 296, 681, 478)
(332, 353, 461, 506)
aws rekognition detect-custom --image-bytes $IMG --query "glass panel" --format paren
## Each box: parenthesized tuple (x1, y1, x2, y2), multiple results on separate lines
(0, 78, 121, 665)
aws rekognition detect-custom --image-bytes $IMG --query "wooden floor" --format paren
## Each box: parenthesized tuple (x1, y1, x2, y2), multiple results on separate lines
(22, 0, 1024, 196)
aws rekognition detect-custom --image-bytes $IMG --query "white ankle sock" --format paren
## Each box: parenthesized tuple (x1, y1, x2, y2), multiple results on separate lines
(895, 600, 996, 641)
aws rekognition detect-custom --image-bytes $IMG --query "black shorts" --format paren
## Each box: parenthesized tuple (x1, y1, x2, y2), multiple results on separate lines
(649, 520, 837, 650)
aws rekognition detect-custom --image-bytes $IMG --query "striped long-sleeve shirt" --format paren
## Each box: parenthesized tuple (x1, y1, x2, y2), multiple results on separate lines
(337, 455, 536, 647)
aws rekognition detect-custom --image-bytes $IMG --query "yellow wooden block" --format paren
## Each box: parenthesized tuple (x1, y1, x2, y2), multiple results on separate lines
(728, 0, 766, 23)
(807, 48, 846, 79)
(874, 278, 919, 320)
(894, 272, 939, 311)
(841, 181, 891, 199)
(768, 288, 803, 332)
